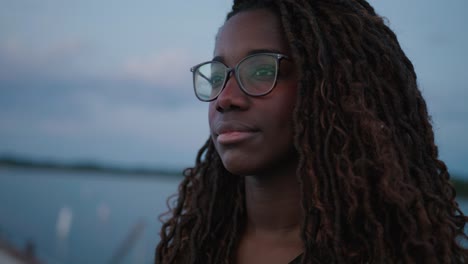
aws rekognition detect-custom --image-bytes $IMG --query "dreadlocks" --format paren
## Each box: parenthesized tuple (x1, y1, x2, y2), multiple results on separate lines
(156, 0, 468, 263)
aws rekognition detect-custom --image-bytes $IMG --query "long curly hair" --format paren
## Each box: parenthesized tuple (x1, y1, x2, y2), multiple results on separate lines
(156, 0, 468, 263)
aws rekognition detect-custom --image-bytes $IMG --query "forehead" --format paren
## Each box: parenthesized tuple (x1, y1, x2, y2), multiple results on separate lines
(214, 9, 289, 64)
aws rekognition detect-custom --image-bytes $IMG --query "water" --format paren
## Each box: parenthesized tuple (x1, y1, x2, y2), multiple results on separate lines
(0, 167, 181, 264)
(1, 167, 467, 264)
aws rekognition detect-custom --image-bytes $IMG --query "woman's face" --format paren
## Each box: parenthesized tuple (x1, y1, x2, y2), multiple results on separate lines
(209, 9, 298, 176)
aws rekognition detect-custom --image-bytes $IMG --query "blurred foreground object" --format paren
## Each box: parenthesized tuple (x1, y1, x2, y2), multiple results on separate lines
(0, 239, 43, 264)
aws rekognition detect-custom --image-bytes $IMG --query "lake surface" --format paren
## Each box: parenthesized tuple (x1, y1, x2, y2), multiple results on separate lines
(0, 167, 467, 264)
(0, 167, 181, 264)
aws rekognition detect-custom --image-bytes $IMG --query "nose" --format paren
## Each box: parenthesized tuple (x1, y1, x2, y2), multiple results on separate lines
(214, 71, 249, 112)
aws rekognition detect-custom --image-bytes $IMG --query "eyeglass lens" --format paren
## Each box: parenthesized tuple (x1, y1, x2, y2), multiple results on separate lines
(193, 54, 278, 101)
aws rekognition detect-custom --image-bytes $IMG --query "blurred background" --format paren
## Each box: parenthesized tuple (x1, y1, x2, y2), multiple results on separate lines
(0, 0, 467, 263)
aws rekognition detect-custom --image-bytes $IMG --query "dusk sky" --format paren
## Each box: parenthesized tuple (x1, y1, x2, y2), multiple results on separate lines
(1, 0, 467, 176)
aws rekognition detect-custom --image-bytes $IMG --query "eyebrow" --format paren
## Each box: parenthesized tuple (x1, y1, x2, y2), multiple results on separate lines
(212, 48, 285, 63)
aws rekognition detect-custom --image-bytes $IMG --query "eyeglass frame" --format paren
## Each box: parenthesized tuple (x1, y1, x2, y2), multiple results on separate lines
(190, 52, 289, 102)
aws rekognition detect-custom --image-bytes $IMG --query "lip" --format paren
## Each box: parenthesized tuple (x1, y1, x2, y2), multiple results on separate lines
(214, 121, 259, 144)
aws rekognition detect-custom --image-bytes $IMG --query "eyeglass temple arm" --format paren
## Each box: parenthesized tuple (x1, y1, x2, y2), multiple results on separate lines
(196, 71, 213, 84)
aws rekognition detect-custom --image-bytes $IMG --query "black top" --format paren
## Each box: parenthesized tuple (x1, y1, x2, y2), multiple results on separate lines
(289, 254, 303, 264)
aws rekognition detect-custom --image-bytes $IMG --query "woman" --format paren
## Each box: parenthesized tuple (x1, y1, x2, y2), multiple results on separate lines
(156, 0, 468, 263)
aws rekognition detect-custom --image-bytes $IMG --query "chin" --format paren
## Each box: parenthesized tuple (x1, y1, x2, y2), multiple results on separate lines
(221, 150, 298, 177)
(222, 159, 253, 176)
(218, 153, 257, 176)
(220, 156, 277, 177)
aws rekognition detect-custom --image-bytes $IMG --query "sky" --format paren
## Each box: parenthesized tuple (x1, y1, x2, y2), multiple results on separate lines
(0, 0, 467, 176)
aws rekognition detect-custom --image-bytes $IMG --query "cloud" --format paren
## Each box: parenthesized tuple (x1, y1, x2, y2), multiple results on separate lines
(122, 48, 197, 89)
(434, 119, 468, 174)
(0, 38, 197, 101)
(0, 79, 209, 168)
(66, 90, 208, 150)
(0, 37, 91, 80)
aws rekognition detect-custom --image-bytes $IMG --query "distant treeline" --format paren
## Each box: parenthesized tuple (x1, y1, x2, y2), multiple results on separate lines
(0, 156, 183, 177)
(1, 156, 468, 197)
(452, 178, 468, 198)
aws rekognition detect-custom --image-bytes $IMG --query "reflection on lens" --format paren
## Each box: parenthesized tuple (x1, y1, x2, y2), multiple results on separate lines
(194, 62, 225, 101)
(192, 54, 282, 101)
(238, 55, 277, 95)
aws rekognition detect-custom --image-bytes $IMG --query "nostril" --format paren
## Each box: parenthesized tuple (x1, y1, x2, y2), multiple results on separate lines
(214, 70, 249, 112)
(216, 99, 241, 112)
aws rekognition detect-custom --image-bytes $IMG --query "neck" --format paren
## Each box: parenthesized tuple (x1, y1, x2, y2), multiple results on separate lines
(243, 162, 303, 236)
(235, 160, 305, 263)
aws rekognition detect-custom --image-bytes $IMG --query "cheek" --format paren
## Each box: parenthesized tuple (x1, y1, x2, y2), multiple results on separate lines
(208, 102, 218, 136)
(271, 85, 297, 138)
(276, 85, 297, 122)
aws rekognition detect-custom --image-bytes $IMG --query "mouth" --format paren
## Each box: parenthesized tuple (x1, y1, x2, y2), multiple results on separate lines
(214, 122, 259, 145)
(217, 131, 258, 144)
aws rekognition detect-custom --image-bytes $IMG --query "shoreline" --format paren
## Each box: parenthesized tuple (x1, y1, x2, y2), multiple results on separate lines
(0, 157, 184, 178)
(1, 157, 467, 197)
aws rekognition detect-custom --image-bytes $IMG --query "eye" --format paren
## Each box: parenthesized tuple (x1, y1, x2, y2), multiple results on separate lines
(210, 73, 225, 87)
(250, 65, 276, 81)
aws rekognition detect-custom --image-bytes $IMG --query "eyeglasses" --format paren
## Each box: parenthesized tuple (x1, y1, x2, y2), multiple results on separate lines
(190, 53, 289, 102)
